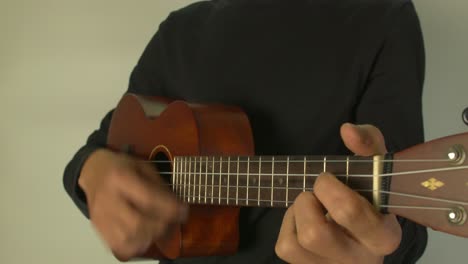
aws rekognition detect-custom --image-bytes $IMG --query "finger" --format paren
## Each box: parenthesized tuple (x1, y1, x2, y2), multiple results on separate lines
(294, 192, 360, 262)
(111, 169, 187, 223)
(314, 173, 402, 255)
(137, 162, 165, 185)
(340, 123, 387, 156)
(276, 205, 335, 264)
(90, 194, 152, 261)
(117, 199, 167, 250)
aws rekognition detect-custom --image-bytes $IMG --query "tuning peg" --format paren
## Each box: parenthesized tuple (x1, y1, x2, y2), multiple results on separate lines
(463, 107, 468, 126)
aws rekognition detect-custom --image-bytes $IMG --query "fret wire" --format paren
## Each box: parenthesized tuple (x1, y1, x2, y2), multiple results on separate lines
(303, 157, 306, 192)
(173, 157, 177, 197)
(180, 157, 183, 200)
(271, 156, 274, 207)
(246, 156, 250, 206)
(218, 157, 222, 205)
(188, 157, 192, 203)
(205, 157, 208, 204)
(173, 157, 176, 195)
(184, 157, 187, 202)
(227, 157, 231, 205)
(346, 156, 350, 186)
(324, 156, 327, 172)
(198, 157, 202, 203)
(211, 157, 215, 204)
(193, 157, 197, 203)
(173, 158, 176, 198)
(286, 156, 289, 207)
(258, 156, 262, 206)
(236, 156, 240, 206)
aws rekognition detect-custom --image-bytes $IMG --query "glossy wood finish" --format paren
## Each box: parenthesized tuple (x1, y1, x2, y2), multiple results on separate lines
(107, 94, 254, 259)
(390, 132, 468, 237)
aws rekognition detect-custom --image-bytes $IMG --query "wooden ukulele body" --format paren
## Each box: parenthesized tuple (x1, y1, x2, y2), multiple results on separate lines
(107, 94, 255, 260)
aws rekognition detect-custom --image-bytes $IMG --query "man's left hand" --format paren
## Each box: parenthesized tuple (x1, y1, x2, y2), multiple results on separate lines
(275, 123, 402, 264)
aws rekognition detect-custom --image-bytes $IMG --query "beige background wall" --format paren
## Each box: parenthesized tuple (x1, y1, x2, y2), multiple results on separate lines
(1, 0, 466, 263)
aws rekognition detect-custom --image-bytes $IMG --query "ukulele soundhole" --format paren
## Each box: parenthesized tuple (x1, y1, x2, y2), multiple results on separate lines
(151, 151, 172, 184)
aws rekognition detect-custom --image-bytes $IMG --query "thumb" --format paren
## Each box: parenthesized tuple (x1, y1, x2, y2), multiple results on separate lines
(340, 123, 387, 156)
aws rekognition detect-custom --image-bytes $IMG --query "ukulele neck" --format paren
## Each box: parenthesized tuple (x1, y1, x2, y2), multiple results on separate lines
(170, 155, 392, 209)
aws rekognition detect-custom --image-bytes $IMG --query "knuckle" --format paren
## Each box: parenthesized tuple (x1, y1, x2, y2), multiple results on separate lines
(111, 238, 134, 261)
(113, 235, 145, 260)
(333, 197, 363, 224)
(294, 192, 315, 209)
(107, 168, 125, 189)
(112, 245, 137, 262)
(275, 238, 294, 260)
(297, 226, 324, 250)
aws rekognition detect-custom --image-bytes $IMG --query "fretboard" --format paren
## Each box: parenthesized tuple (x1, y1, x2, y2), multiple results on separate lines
(171, 155, 375, 208)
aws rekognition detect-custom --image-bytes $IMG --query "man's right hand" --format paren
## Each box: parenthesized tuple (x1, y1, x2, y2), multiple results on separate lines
(78, 149, 188, 260)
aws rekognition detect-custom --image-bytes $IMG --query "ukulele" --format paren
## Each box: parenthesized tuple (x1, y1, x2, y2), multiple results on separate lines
(107, 93, 468, 261)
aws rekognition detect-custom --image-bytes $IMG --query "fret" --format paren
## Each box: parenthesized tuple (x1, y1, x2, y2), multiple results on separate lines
(211, 157, 215, 204)
(172, 157, 176, 192)
(179, 157, 183, 200)
(286, 156, 289, 207)
(184, 157, 187, 202)
(227, 157, 231, 205)
(173, 157, 177, 195)
(236, 156, 240, 206)
(205, 157, 208, 204)
(258, 156, 262, 206)
(271, 156, 274, 207)
(218, 157, 222, 204)
(303, 156, 306, 193)
(189, 157, 193, 202)
(193, 157, 197, 203)
(346, 156, 350, 186)
(323, 156, 327, 172)
(198, 157, 202, 203)
(246, 156, 250, 206)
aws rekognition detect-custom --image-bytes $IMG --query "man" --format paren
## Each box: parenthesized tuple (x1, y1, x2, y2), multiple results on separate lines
(64, 0, 427, 263)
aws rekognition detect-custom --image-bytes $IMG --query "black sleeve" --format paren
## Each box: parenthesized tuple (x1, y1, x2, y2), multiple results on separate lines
(354, 2, 427, 263)
(62, 15, 173, 218)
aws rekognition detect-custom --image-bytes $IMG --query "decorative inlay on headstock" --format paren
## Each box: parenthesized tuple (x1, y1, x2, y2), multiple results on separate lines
(421, 177, 445, 191)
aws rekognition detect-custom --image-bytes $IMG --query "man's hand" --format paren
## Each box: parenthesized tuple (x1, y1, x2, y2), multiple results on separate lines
(275, 123, 402, 264)
(78, 149, 188, 261)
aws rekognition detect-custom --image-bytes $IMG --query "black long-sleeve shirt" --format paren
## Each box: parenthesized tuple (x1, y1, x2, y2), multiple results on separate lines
(63, 0, 427, 263)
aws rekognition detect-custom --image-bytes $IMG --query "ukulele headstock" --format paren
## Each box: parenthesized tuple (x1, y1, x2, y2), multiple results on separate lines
(388, 132, 468, 237)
